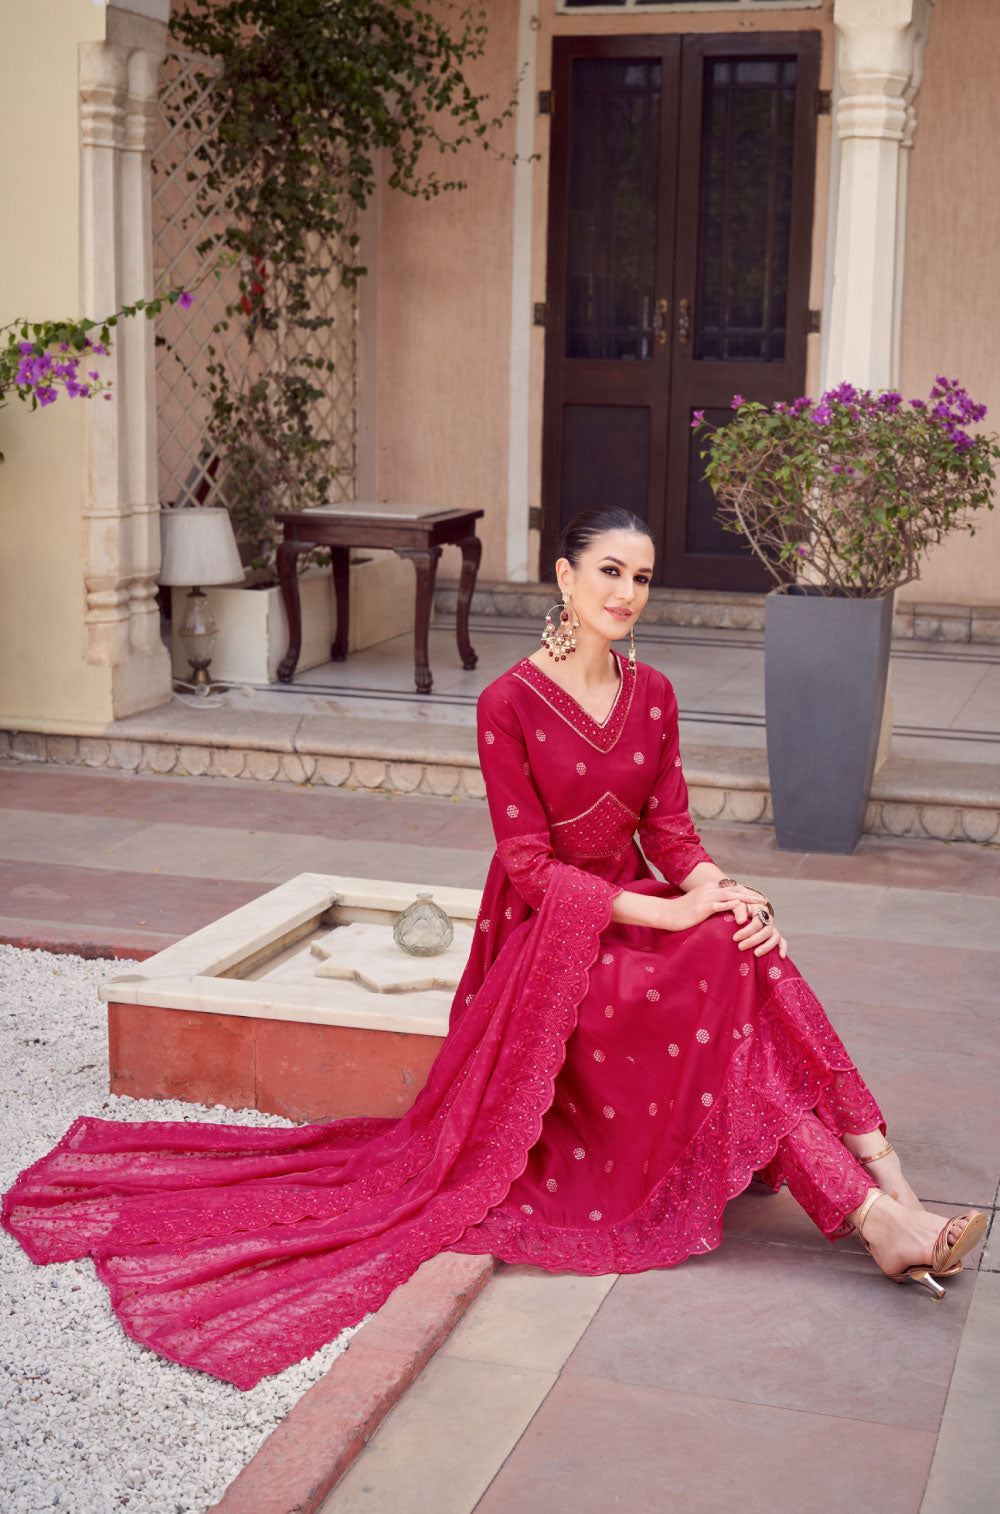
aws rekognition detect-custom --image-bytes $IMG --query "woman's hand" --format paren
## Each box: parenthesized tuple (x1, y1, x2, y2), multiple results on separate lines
(611, 880, 787, 958)
(662, 881, 767, 932)
(664, 881, 788, 959)
(733, 905, 787, 959)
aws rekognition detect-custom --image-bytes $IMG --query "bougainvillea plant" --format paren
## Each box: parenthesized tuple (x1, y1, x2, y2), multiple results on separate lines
(0, 290, 194, 461)
(694, 379, 1000, 596)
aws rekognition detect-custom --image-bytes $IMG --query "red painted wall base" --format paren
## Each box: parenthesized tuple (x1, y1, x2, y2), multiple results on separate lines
(107, 1001, 444, 1123)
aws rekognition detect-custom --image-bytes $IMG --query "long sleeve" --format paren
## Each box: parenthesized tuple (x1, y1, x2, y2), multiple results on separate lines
(637, 676, 715, 886)
(477, 683, 570, 909)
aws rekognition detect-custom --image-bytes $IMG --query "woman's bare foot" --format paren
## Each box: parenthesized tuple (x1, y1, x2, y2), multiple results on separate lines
(842, 1134, 924, 1212)
(851, 1189, 982, 1281)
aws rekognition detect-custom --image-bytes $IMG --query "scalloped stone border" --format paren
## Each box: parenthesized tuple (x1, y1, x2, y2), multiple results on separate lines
(0, 729, 487, 802)
(2, 728, 996, 844)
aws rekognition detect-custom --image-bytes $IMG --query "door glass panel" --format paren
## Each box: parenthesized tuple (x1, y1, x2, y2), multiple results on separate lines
(566, 60, 661, 360)
(561, 405, 650, 532)
(695, 55, 797, 363)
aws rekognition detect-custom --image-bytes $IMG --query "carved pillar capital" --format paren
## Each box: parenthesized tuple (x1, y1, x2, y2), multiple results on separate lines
(833, 0, 935, 141)
(79, 41, 130, 151)
(125, 43, 167, 153)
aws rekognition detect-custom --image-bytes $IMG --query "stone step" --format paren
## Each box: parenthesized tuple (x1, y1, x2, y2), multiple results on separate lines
(435, 580, 1000, 645)
(3, 709, 998, 847)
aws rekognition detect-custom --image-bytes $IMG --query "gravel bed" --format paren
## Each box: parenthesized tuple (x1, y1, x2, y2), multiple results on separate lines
(1, 945, 362, 1514)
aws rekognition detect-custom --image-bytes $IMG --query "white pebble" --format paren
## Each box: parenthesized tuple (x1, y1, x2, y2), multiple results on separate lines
(0, 946, 363, 1514)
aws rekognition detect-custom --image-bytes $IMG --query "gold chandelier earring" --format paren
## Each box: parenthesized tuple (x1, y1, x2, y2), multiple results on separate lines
(629, 624, 637, 669)
(542, 593, 579, 660)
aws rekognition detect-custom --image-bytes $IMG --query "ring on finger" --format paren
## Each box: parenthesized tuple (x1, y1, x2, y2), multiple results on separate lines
(757, 907, 771, 925)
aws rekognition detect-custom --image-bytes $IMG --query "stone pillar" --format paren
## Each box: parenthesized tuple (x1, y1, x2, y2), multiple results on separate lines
(823, 0, 934, 392)
(122, 41, 168, 659)
(78, 3, 171, 717)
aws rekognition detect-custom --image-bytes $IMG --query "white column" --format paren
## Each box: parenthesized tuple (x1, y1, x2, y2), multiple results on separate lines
(823, 0, 934, 392)
(122, 39, 168, 657)
(78, 3, 171, 715)
(79, 37, 131, 670)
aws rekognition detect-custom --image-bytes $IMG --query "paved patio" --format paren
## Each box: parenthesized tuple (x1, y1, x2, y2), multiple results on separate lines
(0, 737, 997, 1511)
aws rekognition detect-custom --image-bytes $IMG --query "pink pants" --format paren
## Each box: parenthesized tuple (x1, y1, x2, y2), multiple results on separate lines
(760, 1071, 883, 1239)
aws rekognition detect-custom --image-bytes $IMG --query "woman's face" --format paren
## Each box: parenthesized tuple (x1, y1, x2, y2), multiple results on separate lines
(556, 529, 654, 644)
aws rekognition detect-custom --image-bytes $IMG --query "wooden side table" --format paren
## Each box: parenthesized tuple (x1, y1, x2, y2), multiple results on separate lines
(275, 505, 484, 693)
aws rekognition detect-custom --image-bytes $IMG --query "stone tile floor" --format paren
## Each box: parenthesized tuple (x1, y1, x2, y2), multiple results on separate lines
(0, 761, 997, 1512)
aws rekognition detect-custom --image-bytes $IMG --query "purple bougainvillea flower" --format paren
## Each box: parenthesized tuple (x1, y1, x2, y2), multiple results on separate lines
(88, 371, 101, 381)
(177, 291, 195, 309)
(691, 409, 705, 429)
(19, 341, 35, 356)
(731, 394, 744, 409)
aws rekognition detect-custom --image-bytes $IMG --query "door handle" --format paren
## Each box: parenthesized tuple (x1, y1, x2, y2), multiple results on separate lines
(678, 297, 691, 345)
(652, 297, 669, 347)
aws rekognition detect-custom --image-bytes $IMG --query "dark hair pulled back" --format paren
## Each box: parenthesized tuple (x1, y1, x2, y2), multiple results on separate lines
(556, 507, 655, 569)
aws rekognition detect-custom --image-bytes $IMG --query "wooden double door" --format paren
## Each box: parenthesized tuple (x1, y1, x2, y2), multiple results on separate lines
(541, 32, 820, 589)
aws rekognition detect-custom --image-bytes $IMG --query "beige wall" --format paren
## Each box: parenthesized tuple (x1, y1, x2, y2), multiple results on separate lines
(0, 0, 113, 730)
(375, 0, 520, 584)
(898, 0, 1000, 606)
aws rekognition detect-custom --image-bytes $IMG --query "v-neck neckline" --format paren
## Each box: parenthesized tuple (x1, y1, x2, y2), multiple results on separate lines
(528, 655, 623, 727)
(514, 652, 636, 753)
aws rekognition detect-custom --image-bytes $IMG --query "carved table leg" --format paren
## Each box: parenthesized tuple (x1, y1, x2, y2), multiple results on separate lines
(330, 546, 351, 661)
(395, 545, 442, 694)
(455, 533, 482, 670)
(277, 540, 315, 683)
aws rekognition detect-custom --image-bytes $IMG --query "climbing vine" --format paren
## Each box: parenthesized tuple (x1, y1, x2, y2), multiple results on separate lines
(165, 0, 516, 569)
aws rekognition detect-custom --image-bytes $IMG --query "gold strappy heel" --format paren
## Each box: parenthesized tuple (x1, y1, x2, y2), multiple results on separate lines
(857, 1140, 900, 1201)
(854, 1190, 987, 1300)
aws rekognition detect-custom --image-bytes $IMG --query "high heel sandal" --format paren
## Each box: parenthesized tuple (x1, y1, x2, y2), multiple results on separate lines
(854, 1189, 988, 1300)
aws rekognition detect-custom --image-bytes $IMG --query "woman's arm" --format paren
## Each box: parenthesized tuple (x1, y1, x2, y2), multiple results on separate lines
(635, 679, 786, 956)
(478, 684, 624, 912)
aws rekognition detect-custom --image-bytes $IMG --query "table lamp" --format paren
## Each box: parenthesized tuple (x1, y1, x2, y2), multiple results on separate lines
(159, 507, 245, 691)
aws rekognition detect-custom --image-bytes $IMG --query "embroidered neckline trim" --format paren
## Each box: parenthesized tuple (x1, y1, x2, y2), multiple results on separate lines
(513, 653, 636, 753)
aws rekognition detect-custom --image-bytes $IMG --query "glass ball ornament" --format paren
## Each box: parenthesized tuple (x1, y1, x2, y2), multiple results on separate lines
(392, 892, 455, 957)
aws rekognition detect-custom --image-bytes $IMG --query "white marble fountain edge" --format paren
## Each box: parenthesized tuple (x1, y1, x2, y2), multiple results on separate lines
(98, 873, 484, 1037)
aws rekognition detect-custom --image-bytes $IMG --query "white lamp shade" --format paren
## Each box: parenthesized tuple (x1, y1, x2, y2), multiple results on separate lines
(159, 507, 245, 588)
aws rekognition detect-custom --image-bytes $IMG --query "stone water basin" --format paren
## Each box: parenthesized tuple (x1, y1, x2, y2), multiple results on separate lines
(100, 873, 482, 1122)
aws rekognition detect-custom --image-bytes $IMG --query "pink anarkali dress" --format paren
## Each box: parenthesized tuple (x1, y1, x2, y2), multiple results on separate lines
(2, 655, 881, 1388)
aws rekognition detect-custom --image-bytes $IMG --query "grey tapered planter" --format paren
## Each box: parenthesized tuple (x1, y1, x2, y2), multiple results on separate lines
(764, 588, 894, 853)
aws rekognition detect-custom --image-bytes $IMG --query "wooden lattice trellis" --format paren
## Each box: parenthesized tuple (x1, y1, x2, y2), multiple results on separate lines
(151, 47, 358, 513)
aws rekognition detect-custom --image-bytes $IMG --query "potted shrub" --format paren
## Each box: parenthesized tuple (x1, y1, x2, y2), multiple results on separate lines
(695, 380, 1000, 852)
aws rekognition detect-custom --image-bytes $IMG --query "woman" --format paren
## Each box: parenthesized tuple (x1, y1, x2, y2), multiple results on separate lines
(2, 508, 984, 1390)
